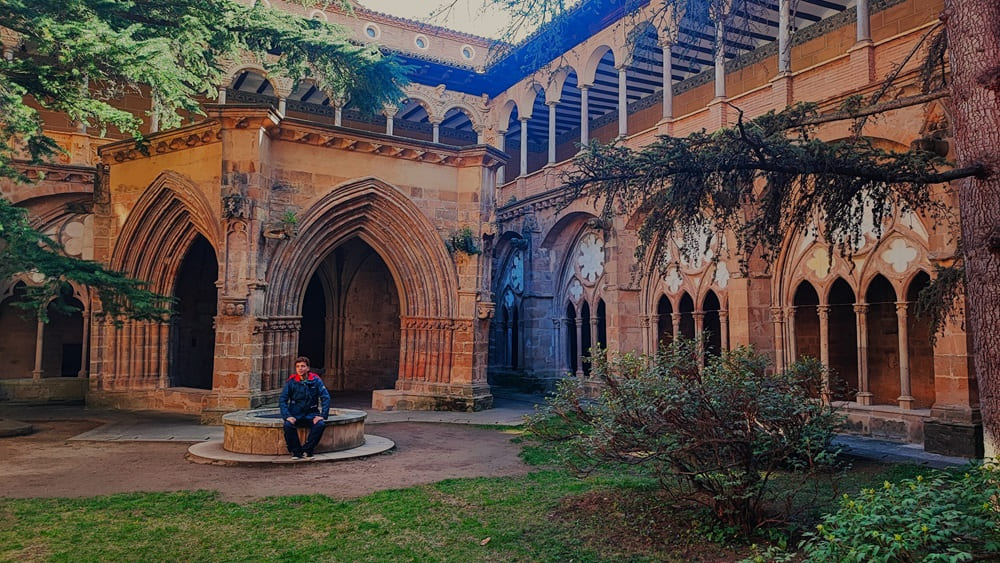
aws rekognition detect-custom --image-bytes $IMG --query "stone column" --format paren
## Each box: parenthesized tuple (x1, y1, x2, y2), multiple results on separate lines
(575, 316, 584, 377)
(771, 306, 785, 372)
(78, 311, 90, 378)
(671, 312, 681, 340)
(854, 303, 872, 405)
(661, 40, 673, 120)
(785, 306, 797, 363)
(32, 317, 44, 380)
(334, 105, 342, 127)
(277, 97, 286, 116)
(693, 311, 705, 365)
(617, 66, 628, 137)
(719, 309, 729, 352)
(497, 130, 507, 185)
(644, 314, 655, 354)
(896, 302, 914, 409)
(519, 116, 529, 177)
(432, 121, 441, 144)
(817, 305, 831, 400)
(547, 101, 558, 163)
(714, 19, 727, 100)
(589, 313, 599, 356)
(777, 0, 792, 74)
(579, 85, 590, 145)
(217, 86, 227, 104)
(383, 105, 398, 136)
(856, 0, 871, 43)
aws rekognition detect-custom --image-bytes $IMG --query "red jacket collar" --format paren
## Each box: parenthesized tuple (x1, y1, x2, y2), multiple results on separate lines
(288, 372, 317, 382)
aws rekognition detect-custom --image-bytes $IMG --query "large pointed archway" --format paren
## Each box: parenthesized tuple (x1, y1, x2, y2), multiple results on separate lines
(266, 177, 489, 410)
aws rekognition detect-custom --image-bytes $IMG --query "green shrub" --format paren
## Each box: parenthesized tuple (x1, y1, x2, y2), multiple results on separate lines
(801, 463, 1000, 562)
(528, 339, 843, 535)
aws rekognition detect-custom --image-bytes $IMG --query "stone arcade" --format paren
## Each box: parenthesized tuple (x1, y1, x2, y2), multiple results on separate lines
(0, 0, 982, 456)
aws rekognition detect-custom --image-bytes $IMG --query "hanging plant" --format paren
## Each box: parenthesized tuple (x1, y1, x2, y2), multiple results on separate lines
(445, 226, 481, 256)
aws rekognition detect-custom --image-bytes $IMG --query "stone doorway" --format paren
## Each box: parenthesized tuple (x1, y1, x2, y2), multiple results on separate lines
(299, 238, 400, 393)
(169, 235, 218, 389)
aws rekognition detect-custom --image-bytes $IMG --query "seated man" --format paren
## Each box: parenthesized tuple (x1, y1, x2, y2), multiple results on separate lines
(279, 356, 331, 459)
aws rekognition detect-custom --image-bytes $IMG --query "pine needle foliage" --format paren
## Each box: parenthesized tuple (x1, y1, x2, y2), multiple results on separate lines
(564, 101, 978, 276)
(0, 0, 406, 320)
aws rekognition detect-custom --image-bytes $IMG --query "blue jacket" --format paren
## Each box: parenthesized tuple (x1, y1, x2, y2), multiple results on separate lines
(279, 372, 331, 420)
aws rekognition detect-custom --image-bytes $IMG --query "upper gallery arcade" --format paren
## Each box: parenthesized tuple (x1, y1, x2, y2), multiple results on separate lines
(0, 0, 978, 456)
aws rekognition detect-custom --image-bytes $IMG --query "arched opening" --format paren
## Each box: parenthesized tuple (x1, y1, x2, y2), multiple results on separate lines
(866, 275, 900, 405)
(702, 291, 722, 359)
(298, 275, 326, 373)
(565, 303, 577, 375)
(169, 235, 218, 389)
(679, 292, 696, 339)
(42, 288, 84, 377)
(828, 278, 857, 401)
(793, 281, 821, 362)
(226, 70, 278, 107)
(310, 238, 400, 392)
(656, 294, 673, 349)
(906, 272, 935, 408)
(581, 300, 592, 376)
(0, 282, 36, 378)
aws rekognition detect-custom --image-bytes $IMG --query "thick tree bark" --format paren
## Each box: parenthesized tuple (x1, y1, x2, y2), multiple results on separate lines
(945, 0, 1000, 455)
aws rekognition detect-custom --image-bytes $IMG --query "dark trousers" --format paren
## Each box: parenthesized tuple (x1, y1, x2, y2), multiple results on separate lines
(283, 417, 326, 455)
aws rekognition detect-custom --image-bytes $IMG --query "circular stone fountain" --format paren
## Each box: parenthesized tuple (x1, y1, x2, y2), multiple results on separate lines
(186, 408, 394, 464)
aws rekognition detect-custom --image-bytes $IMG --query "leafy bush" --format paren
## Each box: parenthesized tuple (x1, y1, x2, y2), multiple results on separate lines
(528, 339, 843, 535)
(801, 463, 1000, 562)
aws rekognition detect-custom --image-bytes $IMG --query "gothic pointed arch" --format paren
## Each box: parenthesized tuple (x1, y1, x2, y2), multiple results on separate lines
(265, 177, 458, 320)
(110, 171, 221, 293)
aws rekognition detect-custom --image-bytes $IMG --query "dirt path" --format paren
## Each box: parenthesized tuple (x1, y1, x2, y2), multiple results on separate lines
(0, 421, 532, 502)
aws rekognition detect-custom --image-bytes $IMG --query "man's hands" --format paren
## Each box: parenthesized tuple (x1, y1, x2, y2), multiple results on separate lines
(285, 416, 324, 423)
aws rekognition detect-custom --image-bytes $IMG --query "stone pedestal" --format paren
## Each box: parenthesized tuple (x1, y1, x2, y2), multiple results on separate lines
(924, 420, 983, 458)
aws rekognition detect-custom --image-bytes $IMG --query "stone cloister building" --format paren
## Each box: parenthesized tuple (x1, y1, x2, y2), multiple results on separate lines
(0, 0, 981, 455)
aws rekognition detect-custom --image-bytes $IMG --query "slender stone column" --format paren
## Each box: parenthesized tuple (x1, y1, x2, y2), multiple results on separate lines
(771, 306, 785, 371)
(693, 311, 706, 365)
(785, 306, 797, 362)
(854, 304, 872, 405)
(856, 0, 871, 43)
(617, 66, 628, 137)
(671, 312, 681, 340)
(579, 85, 590, 146)
(714, 19, 727, 99)
(896, 302, 914, 409)
(817, 305, 831, 400)
(547, 101, 557, 163)
(432, 122, 440, 144)
(383, 105, 397, 136)
(778, 0, 792, 74)
(589, 314, 599, 356)
(217, 86, 227, 104)
(32, 318, 44, 380)
(574, 316, 584, 377)
(277, 97, 286, 116)
(645, 314, 656, 354)
(497, 130, 507, 185)
(719, 310, 729, 352)
(660, 41, 673, 119)
(78, 312, 90, 378)
(150, 95, 160, 134)
(519, 116, 529, 176)
(334, 106, 342, 126)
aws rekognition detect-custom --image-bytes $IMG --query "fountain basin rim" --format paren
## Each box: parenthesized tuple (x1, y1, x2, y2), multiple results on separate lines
(223, 408, 366, 428)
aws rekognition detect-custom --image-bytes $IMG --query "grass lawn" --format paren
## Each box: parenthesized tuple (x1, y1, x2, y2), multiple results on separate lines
(0, 435, 931, 562)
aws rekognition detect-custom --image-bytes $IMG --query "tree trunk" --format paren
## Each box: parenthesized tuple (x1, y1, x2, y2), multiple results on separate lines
(945, 0, 1000, 456)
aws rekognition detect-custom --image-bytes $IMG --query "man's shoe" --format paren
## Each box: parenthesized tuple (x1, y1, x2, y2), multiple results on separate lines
(291, 452, 303, 460)
(302, 451, 314, 459)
